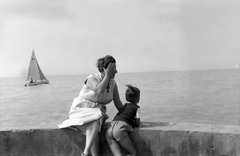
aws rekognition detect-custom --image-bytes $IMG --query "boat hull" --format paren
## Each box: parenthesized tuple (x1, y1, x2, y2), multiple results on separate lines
(25, 80, 49, 87)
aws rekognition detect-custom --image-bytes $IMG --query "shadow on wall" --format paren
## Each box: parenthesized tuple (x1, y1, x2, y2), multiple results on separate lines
(130, 128, 154, 156)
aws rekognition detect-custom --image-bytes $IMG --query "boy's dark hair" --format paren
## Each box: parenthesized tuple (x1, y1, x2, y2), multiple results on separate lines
(125, 85, 140, 104)
(96, 55, 116, 72)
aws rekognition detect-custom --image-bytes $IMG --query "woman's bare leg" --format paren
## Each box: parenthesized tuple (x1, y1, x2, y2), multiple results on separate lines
(91, 133, 99, 156)
(82, 120, 100, 155)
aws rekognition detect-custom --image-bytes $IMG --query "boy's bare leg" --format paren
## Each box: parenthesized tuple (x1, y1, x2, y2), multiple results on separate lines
(118, 137, 137, 156)
(106, 138, 122, 156)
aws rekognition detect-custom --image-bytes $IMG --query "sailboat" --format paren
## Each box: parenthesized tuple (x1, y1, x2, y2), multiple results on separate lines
(25, 50, 49, 87)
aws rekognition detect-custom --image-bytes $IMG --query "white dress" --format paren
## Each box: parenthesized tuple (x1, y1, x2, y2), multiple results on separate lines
(58, 73, 115, 130)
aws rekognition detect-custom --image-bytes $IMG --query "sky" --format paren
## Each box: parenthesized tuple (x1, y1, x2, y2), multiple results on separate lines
(0, 0, 240, 78)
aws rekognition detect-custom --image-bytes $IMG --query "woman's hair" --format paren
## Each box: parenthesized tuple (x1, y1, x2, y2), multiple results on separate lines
(96, 55, 116, 72)
(125, 85, 140, 103)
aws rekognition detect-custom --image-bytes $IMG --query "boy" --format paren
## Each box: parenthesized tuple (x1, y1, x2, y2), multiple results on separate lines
(106, 85, 140, 156)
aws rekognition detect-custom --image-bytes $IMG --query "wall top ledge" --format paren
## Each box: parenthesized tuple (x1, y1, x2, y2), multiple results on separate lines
(1, 122, 240, 135)
(139, 122, 240, 134)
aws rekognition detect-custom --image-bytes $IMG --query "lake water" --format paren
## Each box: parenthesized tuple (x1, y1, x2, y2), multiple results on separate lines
(0, 69, 239, 130)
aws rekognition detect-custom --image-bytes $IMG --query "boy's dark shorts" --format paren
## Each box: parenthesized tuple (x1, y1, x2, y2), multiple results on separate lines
(106, 120, 133, 141)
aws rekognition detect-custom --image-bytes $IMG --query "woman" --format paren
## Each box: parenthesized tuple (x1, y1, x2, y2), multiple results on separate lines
(58, 55, 123, 156)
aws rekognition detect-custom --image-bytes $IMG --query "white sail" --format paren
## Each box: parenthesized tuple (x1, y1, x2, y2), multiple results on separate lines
(26, 50, 48, 82)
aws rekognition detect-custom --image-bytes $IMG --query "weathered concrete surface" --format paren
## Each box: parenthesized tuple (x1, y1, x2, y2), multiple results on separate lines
(0, 122, 240, 156)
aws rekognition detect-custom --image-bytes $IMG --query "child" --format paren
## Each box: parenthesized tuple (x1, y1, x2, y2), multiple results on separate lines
(106, 85, 140, 156)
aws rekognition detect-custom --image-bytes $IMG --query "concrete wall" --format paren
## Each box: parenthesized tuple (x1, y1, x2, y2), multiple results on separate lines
(1, 122, 240, 156)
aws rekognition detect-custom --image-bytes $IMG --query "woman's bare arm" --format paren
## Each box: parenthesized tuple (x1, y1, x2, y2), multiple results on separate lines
(87, 63, 115, 96)
(113, 83, 123, 111)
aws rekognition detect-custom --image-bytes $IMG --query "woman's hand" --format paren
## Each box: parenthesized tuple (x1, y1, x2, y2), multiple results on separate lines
(87, 63, 115, 95)
(104, 63, 116, 78)
(100, 106, 109, 124)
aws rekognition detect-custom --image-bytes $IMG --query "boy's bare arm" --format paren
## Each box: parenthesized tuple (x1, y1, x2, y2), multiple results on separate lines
(134, 118, 140, 127)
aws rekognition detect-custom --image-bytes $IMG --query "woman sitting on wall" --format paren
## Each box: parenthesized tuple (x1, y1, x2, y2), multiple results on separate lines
(58, 55, 123, 156)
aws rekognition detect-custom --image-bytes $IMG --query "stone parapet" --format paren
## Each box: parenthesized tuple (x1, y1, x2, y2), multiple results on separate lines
(1, 122, 240, 156)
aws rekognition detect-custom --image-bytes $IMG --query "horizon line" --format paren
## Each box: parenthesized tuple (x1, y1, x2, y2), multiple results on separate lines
(0, 67, 238, 79)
